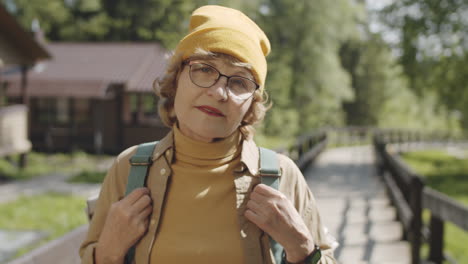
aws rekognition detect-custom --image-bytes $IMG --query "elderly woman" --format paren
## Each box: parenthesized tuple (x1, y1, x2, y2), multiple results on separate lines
(80, 5, 336, 264)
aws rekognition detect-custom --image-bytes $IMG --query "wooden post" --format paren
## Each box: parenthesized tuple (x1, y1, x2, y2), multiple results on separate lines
(20, 65, 29, 106)
(69, 97, 77, 151)
(428, 215, 444, 264)
(18, 153, 28, 169)
(410, 176, 424, 264)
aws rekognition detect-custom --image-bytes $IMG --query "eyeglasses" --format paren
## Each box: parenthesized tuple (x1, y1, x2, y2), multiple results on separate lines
(187, 61, 259, 101)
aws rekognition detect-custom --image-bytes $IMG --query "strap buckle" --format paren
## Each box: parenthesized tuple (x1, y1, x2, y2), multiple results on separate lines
(259, 168, 282, 177)
(129, 155, 153, 166)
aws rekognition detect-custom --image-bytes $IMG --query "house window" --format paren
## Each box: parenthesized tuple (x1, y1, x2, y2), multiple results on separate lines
(129, 94, 138, 113)
(143, 94, 157, 116)
(32, 97, 92, 126)
(74, 98, 90, 124)
(37, 97, 58, 124)
(56, 98, 69, 124)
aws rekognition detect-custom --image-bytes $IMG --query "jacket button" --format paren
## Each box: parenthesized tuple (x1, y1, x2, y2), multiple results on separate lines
(150, 219, 156, 226)
(160, 168, 166, 175)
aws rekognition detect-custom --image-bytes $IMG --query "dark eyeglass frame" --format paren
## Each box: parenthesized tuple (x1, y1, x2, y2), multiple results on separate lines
(183, 60, 259, 100)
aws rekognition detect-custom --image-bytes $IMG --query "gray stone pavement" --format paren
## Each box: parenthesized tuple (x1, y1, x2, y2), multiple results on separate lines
(305, 146, 411, 264)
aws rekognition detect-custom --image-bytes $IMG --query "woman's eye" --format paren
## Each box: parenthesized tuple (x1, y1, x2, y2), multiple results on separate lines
(201, 67, 213, 73)
(231, 79, 248, 89)
(192, 64, 215, 74)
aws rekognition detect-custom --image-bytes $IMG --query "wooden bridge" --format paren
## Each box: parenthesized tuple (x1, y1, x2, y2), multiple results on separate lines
(5, 128, 468, 264)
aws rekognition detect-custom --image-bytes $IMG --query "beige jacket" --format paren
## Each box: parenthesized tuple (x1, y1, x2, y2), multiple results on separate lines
(79, 131, 337, 264)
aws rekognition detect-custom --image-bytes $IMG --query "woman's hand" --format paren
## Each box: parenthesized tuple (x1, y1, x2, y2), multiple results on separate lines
(95, 187, 153, 264)
(245, 184, 315, 263)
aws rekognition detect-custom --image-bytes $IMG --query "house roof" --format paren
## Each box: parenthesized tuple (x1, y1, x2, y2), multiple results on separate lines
(0, 4, 51, 66)
(4, 42, 169, 98)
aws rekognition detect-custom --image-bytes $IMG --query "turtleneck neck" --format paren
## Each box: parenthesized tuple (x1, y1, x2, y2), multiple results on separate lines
(173, 124, 242, 163)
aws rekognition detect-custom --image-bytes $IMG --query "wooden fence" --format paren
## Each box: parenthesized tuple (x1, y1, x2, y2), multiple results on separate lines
(286, 131, 327, 170)
(374, 131, 468, 264)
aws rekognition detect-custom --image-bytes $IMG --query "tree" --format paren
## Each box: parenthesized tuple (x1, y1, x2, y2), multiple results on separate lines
(2, 0, 201, 48)
(379, 0, 468, 130)
(257, 0, 363, 137)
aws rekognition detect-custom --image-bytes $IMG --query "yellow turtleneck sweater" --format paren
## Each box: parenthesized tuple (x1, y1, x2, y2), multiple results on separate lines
(150, 126, 245, 263)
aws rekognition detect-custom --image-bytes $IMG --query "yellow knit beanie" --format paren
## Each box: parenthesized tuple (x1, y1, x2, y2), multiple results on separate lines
(173, 5, 271, 91)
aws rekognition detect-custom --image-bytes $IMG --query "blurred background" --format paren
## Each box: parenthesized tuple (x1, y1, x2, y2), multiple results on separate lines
(0, 0, 467, 263)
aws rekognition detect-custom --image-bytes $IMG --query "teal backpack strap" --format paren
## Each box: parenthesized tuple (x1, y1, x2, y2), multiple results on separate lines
(258, 147, 284, 264)
(124, 141, 158, 264)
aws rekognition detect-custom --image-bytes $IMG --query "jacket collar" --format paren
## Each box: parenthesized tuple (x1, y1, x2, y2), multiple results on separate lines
(239, 137, 260, 176)
(151, 129, 260, 177)
(151, 130, 174, 162)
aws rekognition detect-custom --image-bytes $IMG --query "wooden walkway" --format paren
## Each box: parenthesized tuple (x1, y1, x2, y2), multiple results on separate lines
(305, 146, 411, 264)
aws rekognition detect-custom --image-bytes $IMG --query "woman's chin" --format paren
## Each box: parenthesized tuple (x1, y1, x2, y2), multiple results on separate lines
(195, 128, 232, 142)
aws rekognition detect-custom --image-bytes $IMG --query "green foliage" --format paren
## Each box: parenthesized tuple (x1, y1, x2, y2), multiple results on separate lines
(257, 0, 364, 137)
(0, 151, 111, 181)
(2, 0, 199, 48)
(68, 169, 106, 183)
(379, 0, 468, 130)
(401, 149, 468, 262)
(340, 34, 404, 126)
(0, 152, 67, 180)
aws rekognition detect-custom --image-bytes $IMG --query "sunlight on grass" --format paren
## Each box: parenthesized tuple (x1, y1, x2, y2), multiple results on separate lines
(0, 151, 111, 181)
(0, 192, 87, 238)
(68, 170, 106, 184)
(0, 193, 87, 259)
(402, 150, 468, 202)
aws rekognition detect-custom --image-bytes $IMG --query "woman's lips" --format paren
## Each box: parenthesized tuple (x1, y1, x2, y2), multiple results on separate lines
(196, 105, 225, 117)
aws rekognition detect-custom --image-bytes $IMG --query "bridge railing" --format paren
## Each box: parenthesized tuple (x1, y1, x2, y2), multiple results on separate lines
(373, 130, 468, 264)
(278, 130, 328, 170)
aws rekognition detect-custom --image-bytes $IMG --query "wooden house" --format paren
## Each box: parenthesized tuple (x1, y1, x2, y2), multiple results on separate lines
(2, 43, 170, 154)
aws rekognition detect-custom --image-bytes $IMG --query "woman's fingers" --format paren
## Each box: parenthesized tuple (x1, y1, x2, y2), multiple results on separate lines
(123, 187, 150, 206)
(249, 188, 268, 202)
(132, 193, 152, 214)
(246, 199, 264, 214)
(244, 209, 262, 225)
(138, 204, 153, 220)
(253, 184, 278, 196)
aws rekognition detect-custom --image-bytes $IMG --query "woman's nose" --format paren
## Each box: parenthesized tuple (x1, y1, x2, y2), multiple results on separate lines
(207, 76, 229, 101)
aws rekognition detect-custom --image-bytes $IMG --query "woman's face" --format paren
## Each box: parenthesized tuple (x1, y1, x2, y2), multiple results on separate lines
(174, 57, 254, 142)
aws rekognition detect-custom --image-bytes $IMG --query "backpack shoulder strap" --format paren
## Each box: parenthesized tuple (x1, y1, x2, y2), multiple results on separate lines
(258, 147, 285, 264)
(125, 141, 159, 195)
(258, 147, 281, 188)
(125, 141, 158, 264)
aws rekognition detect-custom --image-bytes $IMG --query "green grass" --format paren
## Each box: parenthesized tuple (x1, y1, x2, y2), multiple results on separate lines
(68, 170, 106, 184)
(401, 149, 468, 263)
(0, 151, 111, 181)
(0, 192, 87, 260)
(401, 150, 468, 202)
